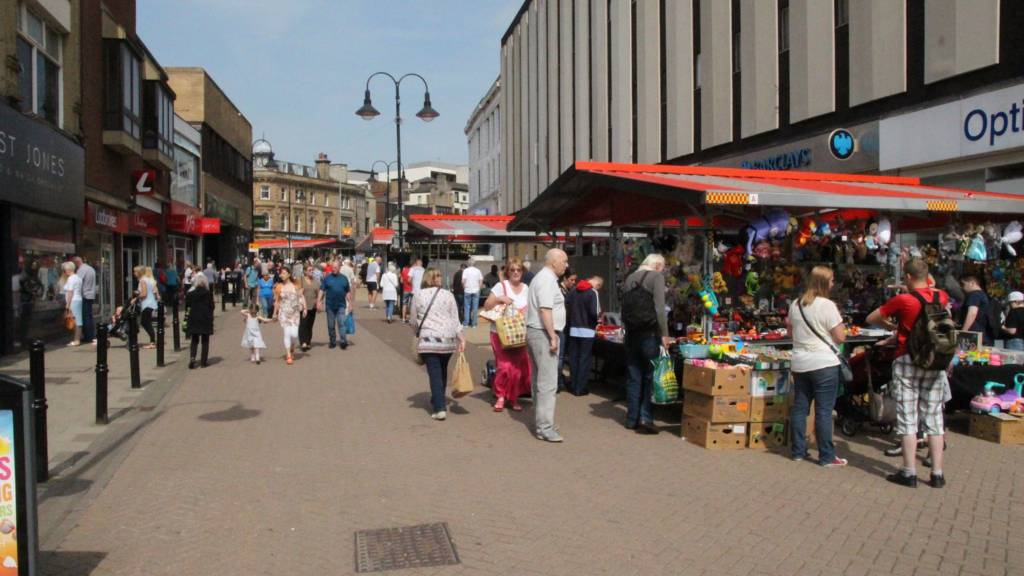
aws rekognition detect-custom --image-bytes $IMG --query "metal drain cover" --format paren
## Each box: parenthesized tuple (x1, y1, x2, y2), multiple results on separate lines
(354, 522, 460, 573)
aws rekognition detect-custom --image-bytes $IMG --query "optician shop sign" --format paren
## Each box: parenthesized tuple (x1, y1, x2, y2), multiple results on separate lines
(0, 104, 84, 220)
(880, 81, 1024, 170)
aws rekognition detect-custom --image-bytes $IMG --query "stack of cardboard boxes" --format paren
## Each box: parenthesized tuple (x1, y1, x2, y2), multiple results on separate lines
(681, 363, 793, 450)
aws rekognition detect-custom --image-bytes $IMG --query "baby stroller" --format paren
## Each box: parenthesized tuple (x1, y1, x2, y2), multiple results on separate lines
(834, 345, 897, 437)
(106, 300, 138, 342)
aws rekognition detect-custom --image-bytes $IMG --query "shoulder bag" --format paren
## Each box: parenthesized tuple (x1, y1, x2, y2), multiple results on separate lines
(411, 288, 441, 365)
(797, 299, 853, 383)
(494, 281, 527, 349)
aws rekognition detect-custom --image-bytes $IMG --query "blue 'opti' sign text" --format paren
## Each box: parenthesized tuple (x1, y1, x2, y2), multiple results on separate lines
(963, 100, 1023, 146)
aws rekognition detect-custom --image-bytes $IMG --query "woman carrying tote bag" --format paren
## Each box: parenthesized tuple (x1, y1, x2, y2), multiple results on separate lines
(481, 258, 532, 412)
(412, 268, 465, 421)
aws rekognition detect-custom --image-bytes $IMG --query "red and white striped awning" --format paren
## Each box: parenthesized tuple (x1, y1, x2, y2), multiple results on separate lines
(407, 214, 638, 242)
(510, 161, 1024, 231)
(251, 238, 339, 250)
(354, 227, 396, 252)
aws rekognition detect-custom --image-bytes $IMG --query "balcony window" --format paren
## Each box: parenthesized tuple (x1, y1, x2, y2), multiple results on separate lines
(103, 41, 142, 139)
(16, 3, 63, 126)
(143, 81, 175, 160)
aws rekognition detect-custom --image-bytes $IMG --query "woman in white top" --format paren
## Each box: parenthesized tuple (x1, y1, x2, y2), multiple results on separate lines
(788, 265, 848, 467)
(134, 266, 159, 349)
(481, 257, 532, 412)
(62, 261, 83, 346)
(380, 263, 400, 323)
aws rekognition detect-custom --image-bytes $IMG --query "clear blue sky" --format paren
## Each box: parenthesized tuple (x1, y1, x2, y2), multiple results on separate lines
(138, 0, 520, 171)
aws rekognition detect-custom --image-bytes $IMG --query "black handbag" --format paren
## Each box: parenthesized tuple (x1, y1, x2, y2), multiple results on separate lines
(797, 300, 854, 383)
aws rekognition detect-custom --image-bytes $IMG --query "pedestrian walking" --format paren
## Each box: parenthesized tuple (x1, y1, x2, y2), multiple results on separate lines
(380, 263, 400, 323)
(185, 273, 215, 369)
(318, 259, 353, 349)
(73, 256, 97, 344)
(244, 259, 259, 307)
(567, 276, 603, 396)
(61, 261, 83, 346)
(299, 265, 320, 350)
(340, 258, 357, 290)
(274, 267, 306, 365)
(258, 270, 275, 318)
(482, 258, 531, 412)
(183, 262, 194, 290)
(366, 257, 380, 309)
(240, 300, 269, 363)
(621, 254, 672, 435)
(412, 268, 466, 421)
(164, 262, 180, 309)
(401, 262, 414, 323)
(526, 249, 569, 442)
(461, 262, 483, 327)
(134, 266, 159, 349)
(453, 264, 466, 324)
(788, 265, 848, 467)
(867, 258, 952, 488)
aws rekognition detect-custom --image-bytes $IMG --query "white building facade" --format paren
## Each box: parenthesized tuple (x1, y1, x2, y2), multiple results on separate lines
(466, 78, 502, 215)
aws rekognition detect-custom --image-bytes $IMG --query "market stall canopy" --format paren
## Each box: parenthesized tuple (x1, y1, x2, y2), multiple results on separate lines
(510, 161, 1024, 231)
(407, 214, 644, 243)
(251, 238, 346, 250)
(355, 227, 397, 252)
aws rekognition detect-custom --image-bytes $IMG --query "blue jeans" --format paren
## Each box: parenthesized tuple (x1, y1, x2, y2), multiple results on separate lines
(1007, 338, 1024, 351)
(385, 300, 396, 320)
(462, 293, 480, 326)
(82, 298, 95, 341)
(421, 353, 452, 412)
(625, 333, 660, 427)
(568, 336, 595, 394)
(325, 306, 349, 346)
(790, 366, 840, 465)
(260, 295, 273, 318)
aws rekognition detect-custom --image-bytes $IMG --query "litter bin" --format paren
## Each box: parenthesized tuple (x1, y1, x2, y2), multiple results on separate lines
(0, 375, 39, 575)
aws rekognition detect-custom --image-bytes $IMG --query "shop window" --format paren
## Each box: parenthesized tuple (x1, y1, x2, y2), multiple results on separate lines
(103, 40, 142, 139)
(171, 146, 199, 206)
(260, 185, 270, 200)
(143, 81, 175, 158)
(16, 3, 63, 126)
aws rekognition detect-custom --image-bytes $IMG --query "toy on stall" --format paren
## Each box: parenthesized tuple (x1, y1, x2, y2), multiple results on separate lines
(970, 374, 1024, 414)
(745, 271, 759, 296)
(699, 277, 720, 316)
(796, 218, 816, 247)
(722, 245, 744, 277)
(753, 240, 771, 259)
(1001, 221, 1023, 256)
(711, 272, 727, 294)
(966, 228, 987, 261)
(742, 216, 772, 255)
(674, 235, 696, 265)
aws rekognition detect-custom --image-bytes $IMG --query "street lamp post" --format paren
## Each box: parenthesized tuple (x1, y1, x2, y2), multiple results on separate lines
(370, 160, 405, 232)
(356, 72, 439, 251)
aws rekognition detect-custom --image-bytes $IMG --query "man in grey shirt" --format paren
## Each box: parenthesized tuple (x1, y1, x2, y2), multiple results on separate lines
(73, 256, 97, 344)
(622, 253, 672, 434)
(526, 248, 569, 442)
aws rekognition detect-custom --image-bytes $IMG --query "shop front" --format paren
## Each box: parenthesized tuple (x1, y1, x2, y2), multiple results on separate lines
(204, 191, 247, 267)
(0, 104, 85, 354)
(123, 208, 161, 302)
(167, 200, 219, 270)
(82, 201, 127, 322)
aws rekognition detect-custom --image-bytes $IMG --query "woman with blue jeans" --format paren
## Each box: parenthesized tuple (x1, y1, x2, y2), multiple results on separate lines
(788, 265, 848, 467)
(258, 272, 275, 318)
(412, 268, 465, 421)
(380, 263, 400, 323)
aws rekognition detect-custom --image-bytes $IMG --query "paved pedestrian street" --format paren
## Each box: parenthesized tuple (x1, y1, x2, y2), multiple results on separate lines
(39, 303, 1024, 576)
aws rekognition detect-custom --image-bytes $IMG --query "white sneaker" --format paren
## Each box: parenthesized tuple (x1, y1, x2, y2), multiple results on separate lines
(431, 411, 447, 421)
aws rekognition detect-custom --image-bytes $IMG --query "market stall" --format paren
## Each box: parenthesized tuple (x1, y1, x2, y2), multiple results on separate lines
(511, 161, 1024, 446)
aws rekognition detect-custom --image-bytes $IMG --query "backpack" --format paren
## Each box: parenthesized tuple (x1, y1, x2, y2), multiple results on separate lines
(908, 290, 957, 370)
(622, 272, 659, 334)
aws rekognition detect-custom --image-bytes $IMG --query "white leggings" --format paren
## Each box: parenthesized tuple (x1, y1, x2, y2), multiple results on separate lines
(282, 325, 299, 351)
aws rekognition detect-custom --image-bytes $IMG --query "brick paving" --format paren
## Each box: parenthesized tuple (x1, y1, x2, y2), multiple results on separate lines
(38, 295, 1024, 576)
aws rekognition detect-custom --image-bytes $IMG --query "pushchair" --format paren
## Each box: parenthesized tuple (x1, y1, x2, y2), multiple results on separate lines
(106, 300, 139, 342)
(834, 344, 898, 437)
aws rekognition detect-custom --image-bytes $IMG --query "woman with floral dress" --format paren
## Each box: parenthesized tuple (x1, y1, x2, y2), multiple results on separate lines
(273, 267, 306, 365)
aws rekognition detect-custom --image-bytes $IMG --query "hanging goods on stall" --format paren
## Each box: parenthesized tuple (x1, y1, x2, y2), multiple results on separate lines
(1000, 221, 1023, 256)
(651, 349, 679, 404)
(698, 276, 720, 316)
(796, 301, 853, 383)
(622, 272, 659, 333)
(908, 291, 958, 371)
(411, 288, 441, 365)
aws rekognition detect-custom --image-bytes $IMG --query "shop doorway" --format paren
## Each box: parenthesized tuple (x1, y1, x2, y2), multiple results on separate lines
(123, 237, 143, 299)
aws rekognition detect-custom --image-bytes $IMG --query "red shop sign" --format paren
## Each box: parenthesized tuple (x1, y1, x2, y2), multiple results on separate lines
(84, 201, 128, 233)
(129, 208, 161, 236)
(200, 217, 221, 234)
(168, 201, 203, 235)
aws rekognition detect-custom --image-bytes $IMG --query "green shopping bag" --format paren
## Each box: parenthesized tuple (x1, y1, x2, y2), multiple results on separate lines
(651, 350, 679, 404)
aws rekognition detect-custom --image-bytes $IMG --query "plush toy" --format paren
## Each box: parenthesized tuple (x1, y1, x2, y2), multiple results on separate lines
(797, 219, 816, 247)
(876, 217, 892, 246)
(865, 220, 879, 250)
(745, 271, 760, 296)
(712, 272, 728, 293)
(1001, 221, 1023, 256)
(753, 240, 771, 259)
(699, 278, 720, 316)
(675, 235, 696, 265)
(723, 246, 744, 277)
(742, 216, 772, 255)
(766, 210, 791, 238)
(966, 229, 987, 261)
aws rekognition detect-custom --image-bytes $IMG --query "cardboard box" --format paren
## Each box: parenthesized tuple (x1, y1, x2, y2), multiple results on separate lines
(684, 393, 751, 423)
(749, 421, 788, 450)
(750, 395, 790, 423)
(969, 412, 1024, 444)
(682, 417, 748, 450)
(750, 370, 791, 397)
(798, 402, 836, 447)
(682, 364, 751, 396)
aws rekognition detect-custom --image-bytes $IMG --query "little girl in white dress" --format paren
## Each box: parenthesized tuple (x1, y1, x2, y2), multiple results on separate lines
(241, 302, 270, 363)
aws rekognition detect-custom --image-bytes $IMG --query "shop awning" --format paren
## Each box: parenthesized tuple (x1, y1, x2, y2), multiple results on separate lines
(354, 228, 396, 252)
(510, 161, 1024, 231)
(250, 238, 340, 250)
(407, 214, 644, 242)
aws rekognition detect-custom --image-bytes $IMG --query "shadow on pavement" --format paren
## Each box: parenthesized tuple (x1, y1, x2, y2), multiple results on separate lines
(198, 403, 261, 422)
(39, 550, 106, 576)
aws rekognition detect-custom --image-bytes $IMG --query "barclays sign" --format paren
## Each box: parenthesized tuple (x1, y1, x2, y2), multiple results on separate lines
(740, 149, 811, 171)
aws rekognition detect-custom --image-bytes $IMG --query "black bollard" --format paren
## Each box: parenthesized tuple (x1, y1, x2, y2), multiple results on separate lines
(95, 324, 108, 424)
(156, 302, 165, 367)
(30, 340, 48, 482)
(221, 279, 227, 312)
(233, 277, 239, 307)
(127, 307, 141, 389)
(172, 295, 181, 352)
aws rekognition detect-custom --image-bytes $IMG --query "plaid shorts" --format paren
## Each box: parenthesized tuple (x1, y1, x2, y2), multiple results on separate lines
(891, 355, 948, 436)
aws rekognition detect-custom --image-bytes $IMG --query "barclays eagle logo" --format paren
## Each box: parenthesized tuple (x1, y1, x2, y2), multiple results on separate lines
(828, 129, 855, 160)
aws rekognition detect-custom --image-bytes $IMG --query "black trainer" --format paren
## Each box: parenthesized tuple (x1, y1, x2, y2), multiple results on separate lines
(885, 472, 918, 488)
(929, 474, 946, 489)
(329, 342, 336, 349)
(340, 341, 349, 350)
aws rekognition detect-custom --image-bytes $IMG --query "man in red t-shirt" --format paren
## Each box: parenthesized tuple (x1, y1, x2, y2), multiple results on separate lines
(400, 265, 413, 323)
(866, 259, 949, 489)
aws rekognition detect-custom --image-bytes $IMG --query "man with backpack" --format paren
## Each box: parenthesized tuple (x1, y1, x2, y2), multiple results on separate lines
(621, 254, 672, 435)
(866, 259, 954, 489)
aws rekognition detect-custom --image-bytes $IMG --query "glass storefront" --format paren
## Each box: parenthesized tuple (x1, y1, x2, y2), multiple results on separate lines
(80, 229, 116, 320)
(167, 234, 195, 270)
(8, 208, 76, 349)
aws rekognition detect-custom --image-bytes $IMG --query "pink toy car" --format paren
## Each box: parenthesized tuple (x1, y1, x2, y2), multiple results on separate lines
(970, 374, 1024, 414)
